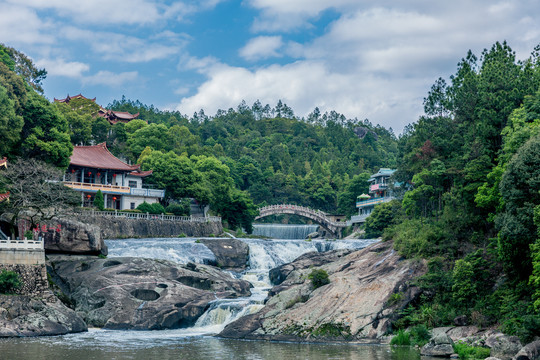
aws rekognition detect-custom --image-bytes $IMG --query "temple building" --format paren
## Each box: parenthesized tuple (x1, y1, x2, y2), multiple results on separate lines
(350, 168, 398, 224)
(54, 94, 140, 125)
(63, 143, 164, 210)
(0, 157, 6, 168)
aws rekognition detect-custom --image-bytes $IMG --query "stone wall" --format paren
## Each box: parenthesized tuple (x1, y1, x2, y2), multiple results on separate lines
(75, 215, 223, 239)
(0, 263, 49, 296)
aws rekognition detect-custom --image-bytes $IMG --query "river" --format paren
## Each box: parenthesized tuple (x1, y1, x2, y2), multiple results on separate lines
(0, 236, 425, 359)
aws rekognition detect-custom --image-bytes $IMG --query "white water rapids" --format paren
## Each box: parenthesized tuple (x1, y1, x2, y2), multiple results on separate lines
(105, 237, 378, 335)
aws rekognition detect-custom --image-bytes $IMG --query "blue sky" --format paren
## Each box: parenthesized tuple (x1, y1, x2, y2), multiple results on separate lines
(1, 0, 539, 133)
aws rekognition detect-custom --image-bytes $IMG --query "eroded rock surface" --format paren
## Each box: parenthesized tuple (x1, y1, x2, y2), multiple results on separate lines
(48, 256, 251, 330)
(220, 241, 426, 341)
(42, 217, 106, 256)
(0, 294, 87, 337)
(199, 238, 249, 271)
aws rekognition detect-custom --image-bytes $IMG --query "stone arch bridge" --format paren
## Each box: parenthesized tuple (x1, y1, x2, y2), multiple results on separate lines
(255, 204, 347, 238)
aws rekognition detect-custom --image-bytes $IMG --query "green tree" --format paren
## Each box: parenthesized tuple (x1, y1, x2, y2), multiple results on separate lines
(364, 200, 402, 238)
(93, 190, 104, 211)
(0, 85, 23, 156)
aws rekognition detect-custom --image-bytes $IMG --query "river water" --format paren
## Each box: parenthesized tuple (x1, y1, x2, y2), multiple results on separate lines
(0, 236, 424, 360)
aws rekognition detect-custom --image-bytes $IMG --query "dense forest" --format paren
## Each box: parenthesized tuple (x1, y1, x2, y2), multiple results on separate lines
(0, 43, 398, 232)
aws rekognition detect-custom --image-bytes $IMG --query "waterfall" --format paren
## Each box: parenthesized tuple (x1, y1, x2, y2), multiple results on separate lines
(104, 237, 377, 334)
(252, 224, 319, 239)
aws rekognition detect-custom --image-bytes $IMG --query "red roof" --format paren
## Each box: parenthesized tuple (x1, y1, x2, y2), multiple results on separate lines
(129, 169, 153, 177)
(98, 109, 140, 124)
(70, 143, 140, 171)
(54, 94, 96, 103)
(0, 192, 9, 202)
(0, 157, 6, 167)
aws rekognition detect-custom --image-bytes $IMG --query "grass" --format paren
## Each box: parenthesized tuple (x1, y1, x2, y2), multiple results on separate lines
(453, 342, 490, 360)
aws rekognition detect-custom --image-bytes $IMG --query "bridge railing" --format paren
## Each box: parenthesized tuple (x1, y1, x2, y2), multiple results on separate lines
(257, 204, 347, 228)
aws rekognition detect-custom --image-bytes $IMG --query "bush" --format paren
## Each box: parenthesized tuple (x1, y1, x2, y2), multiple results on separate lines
(390, 329, 411, 346)
(166, 200, 191, 216)
(93, 190, 104, 211)
(137, 201, 165, 214)
(453, 341, 490, 360)
(308, 268, 330, 289)
(0, 270, 21, 294)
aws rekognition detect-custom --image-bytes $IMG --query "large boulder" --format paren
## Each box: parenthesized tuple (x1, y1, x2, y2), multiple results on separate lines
(220, 240, 426, 341)
(42, 217, 106, 256)
(199, 238, 249, 271)
(269, 249, 352, 286)
(0, 294, 87, 337)
(485, 333, 523, 360)
(421, 332, 455, 357)
(514, 340, 540, 360)
(47, 256, 251, 329)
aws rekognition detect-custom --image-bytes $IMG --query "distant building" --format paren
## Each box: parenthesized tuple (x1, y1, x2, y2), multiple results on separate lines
(0, 157, 7, 168)
(0, 157, 8, 203)
(63, 143, 165, 210)
(350, 168, 398, 224)
(54, 94, 140, 125)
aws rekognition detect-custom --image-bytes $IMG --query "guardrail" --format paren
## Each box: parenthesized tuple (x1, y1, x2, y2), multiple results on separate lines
(130, 188, 166, 197)
(0, 238, 44, 250)
(64, 181, 131, 194)
(347, 214, 370, 225)
(76, 209, 221, 223)
(356, 196, 395, 208)
(257, 204, 347, 228)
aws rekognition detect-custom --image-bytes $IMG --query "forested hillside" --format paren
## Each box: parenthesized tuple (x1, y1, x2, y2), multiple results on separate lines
(1, 43, 398, 231)
(367, 41, 540, 341)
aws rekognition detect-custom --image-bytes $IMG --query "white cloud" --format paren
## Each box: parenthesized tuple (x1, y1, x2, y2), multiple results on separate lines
(82, 70, 138, 86)
(240, 36, 283, 61)
(35, 58, 90, 78)
(0, 3, 55, 45)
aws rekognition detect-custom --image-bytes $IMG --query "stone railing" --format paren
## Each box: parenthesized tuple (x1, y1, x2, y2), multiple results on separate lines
(76, 209, 221, 223)
(0, 238, 44, 250)
(257, 204, 347, 229)
(64, 181, 131, 194)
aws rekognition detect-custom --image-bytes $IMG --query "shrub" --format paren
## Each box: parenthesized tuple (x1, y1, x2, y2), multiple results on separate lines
(0, 270, 21, 294)
(24, 230, 33, 239)
(390, 329, 411, 346)
(409, 324, 431, 346)
(453, 341, 490, 360)
(166, 200, 191, 216)
(137, 201, 165, 214)
(308, 269, 330, 289)
(93, 190, 104, 211)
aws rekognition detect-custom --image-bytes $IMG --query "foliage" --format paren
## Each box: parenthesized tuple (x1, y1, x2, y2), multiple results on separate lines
(0, 270, 21, 294)
(390, 330, 411, 346)
(136, 202, 165, 214)
(93, 190, 104, 211)
(0, 158, 80, 235)
(453, 342, 490, 360)
(166, 200, 191, 216)
(364, 199, 402, 238)
(308, 268, 330, 289)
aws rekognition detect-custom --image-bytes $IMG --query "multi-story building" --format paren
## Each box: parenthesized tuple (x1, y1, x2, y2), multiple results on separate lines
(63, 143, 165, 210)
(350, 168, 397, 224)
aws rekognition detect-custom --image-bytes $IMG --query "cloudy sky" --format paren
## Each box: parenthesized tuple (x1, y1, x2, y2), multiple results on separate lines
(1, 0, 539, 133)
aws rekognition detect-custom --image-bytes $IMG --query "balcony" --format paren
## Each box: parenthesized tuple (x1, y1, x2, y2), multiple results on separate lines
(356, 196, 395, 208)
(63, 181, 131, 194)
(130, 188, 165, 198)
(369, 183, 388, 192)
(347, 214, 370, 225)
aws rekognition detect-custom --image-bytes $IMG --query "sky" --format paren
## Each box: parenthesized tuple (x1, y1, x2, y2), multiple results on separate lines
(1, 0, 539, 133)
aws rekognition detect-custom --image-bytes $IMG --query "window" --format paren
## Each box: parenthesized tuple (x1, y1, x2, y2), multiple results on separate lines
(128, 180, 137, 188)
(130, 202, 135, 210)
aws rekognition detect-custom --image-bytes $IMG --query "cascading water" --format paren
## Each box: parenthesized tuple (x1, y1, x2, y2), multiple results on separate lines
(252, 224, 319, 239)
(104, 237, 377, 335)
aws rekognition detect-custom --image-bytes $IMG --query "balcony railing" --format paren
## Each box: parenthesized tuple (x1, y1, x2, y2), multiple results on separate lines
(356, 196, 395, 208)
(63, 181, 131, 194)
(370, 183, 388, 192)
(130, 188, 165, 198)
(76, 209, 221, 223)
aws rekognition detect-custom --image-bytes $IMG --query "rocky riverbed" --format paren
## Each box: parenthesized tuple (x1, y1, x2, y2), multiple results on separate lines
(220, 241, 427, 342)
(47, 255, 252, 330)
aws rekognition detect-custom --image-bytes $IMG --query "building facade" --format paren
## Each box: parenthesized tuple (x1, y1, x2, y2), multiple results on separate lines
(350, 168, 397, 224)
(63, 143, 164, 210)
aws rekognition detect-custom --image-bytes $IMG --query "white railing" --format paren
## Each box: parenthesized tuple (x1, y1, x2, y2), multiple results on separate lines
(356, 196, 395, 208)
(347, 214, 370, 225)
(0, 238, 44, 250)
(130, 188, 166, 198)
(257, 204, 347, 228)
(76, 209, 221, 223)
(64, 181, 131, 194)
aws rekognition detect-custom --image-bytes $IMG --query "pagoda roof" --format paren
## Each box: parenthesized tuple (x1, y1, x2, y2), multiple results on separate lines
(0, 192, 9, 202)
(0, 157, 7, 168)
(98, 109, 140, 125)
(70, 143, 140, 172)
(128, 169, 153, 177)
(369, 168, 395, 181)
(54, 94, 96, 103)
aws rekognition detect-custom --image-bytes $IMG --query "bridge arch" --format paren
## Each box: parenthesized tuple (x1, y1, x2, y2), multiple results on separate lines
(255, 204, 346, 238)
